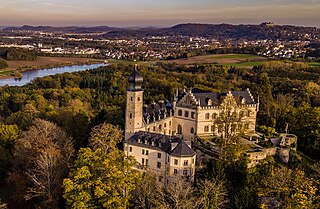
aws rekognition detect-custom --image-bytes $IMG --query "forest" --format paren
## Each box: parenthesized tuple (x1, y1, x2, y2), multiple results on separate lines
(0, 61, 320, 208)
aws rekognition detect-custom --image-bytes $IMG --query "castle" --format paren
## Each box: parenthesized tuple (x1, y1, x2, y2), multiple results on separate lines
(124, 67, 259, 141)
(124, 67, 259, 183)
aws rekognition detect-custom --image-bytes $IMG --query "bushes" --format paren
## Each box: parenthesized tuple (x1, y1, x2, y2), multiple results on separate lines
(0, 59, 8, 69)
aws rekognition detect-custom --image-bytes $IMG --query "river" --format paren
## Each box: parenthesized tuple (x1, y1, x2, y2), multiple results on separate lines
(0, 63, 107, 86)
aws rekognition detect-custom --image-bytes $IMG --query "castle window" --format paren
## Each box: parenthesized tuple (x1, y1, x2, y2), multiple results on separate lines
(204, 126, 209, 132)
(130, 97, 133, 101)
(174, 169, 178, 175)
(142, 149, 145, 155)
(183, 160, 188, 166)
(129, 113, 132, 119)
(164, 123, 167, 128)
(146, 150, 149, 156)
(178, 110, 182, 116)
(174, 159, 178, 165)
(211, 125, 215, 132)
(247, 110, 251, 117)
(183, 170, 188, 176)
(158, 153, 161, 159)
(157, 162, 161, 169)
(153, 126, 156, 131)
(205, 113, 210, 120)
(169, 121, 172, 126)
(212, 113, 217, 119)
(142, 158, 145, 165)
(190, 127, 194, 134)
(192, 158, 195, 164)
(159, 124, 162, 131)
(145, 159, 148, 166)
(191, 112, 196, 119)
(137, 97, 140, 101)
(129, 147, 132, 152)
(184, 111, 189, 118)
(177, 125, 182, 134)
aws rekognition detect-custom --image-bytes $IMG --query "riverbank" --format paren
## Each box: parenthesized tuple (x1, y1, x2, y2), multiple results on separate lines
(0, 56, 104, 79)
(0, 63, 107, 86)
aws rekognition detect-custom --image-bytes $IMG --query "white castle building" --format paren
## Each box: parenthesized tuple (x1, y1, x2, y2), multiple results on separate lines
(124, 67, 259, 183)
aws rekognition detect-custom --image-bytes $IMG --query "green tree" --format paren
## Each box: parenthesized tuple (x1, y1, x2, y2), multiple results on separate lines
(63, 148, 141, 209)
(0, 124, 21, 178)
(0, 58, 8, 69)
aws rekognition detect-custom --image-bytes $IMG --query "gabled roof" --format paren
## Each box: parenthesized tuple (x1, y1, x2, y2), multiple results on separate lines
(176, 88, 256, 107)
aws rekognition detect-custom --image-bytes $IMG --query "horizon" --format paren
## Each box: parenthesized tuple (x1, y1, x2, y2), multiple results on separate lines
(1, 0, 320, 27)
(1, 22, 319, 29)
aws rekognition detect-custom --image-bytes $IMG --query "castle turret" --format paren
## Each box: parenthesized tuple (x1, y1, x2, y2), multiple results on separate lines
(125, 65, 144, 139)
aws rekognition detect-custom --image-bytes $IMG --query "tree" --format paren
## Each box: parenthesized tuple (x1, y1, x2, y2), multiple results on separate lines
(197, 178, 229, 209)
(260, 166, 319, 209)
(88, 123, 123, 153)
(9, 119, 74, 208)
(162, 177, 200, 209)
(0, 124, 21, 178)
(63, 148, 141, 209)
(131, 171, 163, 209)
(0, 58, 8, 69)
(284, 104, 320, 160)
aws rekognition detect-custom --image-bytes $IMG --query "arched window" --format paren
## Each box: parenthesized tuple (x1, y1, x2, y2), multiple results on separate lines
(190, 127, 194, 134)
(153, 126, 156, 131)
(212, 113, 217, 119)
(164, 123, 167, 128)
(159, 124, 162, 131)
(205, 113, 210, 120)
(137, 97, 141, 101)
(177, 125, 182, 134)
(178, 110, 182, 116)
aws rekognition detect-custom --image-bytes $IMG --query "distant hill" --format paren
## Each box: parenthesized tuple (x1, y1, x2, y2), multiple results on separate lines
(2, 25, 119, 33)
(2, 23, 320, 41)
(105, 23, 320, 41)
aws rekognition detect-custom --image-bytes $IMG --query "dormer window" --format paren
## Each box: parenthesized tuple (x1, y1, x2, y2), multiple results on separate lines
(240, 96, 246, 104)
(205, 97, 212, 106)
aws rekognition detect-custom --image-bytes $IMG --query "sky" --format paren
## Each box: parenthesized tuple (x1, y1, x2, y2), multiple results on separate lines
(0, 0, 319, 27)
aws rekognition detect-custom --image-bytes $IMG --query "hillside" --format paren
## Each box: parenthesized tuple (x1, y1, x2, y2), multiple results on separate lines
(2, 23, 320, 41)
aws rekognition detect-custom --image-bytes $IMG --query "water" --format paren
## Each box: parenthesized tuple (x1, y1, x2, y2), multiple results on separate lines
(0, 63, 107, 86)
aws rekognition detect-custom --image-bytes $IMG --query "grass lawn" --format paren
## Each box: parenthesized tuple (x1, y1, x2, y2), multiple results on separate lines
(221, 61, 268, 67)
(214, 54, 262, 59)
(309, 62, 320, 67)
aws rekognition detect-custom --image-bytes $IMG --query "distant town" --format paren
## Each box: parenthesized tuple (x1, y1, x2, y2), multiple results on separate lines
(0, 23, 319, 61)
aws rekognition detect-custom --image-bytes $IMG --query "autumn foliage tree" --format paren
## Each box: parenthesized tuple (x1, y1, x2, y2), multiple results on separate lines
(9, 119, 74, 208)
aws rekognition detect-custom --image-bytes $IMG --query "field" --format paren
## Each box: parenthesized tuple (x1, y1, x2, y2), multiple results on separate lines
(309, 62, 320, 67)
(166, 54, 269, 68)
(0, 56, 103, 78)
